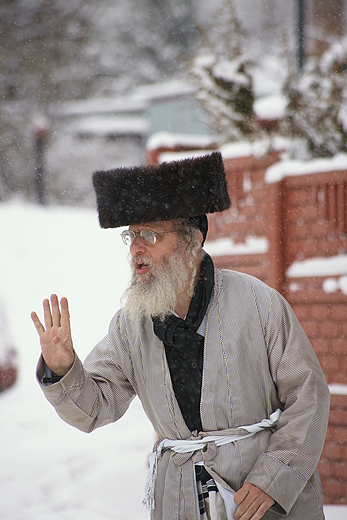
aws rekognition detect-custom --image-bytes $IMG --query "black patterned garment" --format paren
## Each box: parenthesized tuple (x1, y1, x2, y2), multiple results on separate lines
(152, 253, 215, 490)
(152, 253, 214, 434)
(197, 477, 228, 520)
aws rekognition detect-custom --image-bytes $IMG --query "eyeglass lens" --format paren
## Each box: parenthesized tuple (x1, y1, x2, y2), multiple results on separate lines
(139, 230, 156, 244)
(121, 230, 156, 245)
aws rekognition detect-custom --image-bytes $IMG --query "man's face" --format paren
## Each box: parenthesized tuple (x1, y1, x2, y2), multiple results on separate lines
(122, 220, 197, 321)
(129, 220, 182, 281)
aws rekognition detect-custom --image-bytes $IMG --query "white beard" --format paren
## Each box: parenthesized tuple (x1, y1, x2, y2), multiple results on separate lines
(121, 243, 195, 322)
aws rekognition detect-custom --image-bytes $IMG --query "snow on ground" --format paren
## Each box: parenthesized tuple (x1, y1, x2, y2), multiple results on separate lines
(0, 202, 154, 520)
(0, 202, 345, 519)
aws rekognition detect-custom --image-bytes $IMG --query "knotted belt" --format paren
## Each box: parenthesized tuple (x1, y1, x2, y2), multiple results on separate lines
(143, 409, 281, 511)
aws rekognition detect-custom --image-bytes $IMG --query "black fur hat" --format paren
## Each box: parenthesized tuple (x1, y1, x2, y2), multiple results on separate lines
(92, 152, 231, 228)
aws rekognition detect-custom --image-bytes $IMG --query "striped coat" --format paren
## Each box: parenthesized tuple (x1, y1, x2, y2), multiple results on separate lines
(37, 269, 330, 519)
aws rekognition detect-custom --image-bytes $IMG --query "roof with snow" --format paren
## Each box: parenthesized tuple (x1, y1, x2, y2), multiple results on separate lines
(51, 79, 197, 119)
(147, 132, 217, 152)
(73, 116, 149, 137)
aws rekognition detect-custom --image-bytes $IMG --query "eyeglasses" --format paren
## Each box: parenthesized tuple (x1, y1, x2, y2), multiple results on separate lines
(121, 229, 176, 246)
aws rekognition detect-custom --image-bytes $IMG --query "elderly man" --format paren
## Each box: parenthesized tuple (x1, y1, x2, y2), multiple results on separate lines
(32, 153, 330, 520)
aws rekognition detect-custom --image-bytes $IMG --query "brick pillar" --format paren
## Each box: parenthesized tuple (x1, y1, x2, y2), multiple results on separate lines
(265, 181, 285, 293)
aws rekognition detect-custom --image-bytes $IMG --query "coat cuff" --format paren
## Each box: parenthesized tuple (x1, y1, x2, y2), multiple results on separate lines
(36, 354, 86, 405)
(245, 452, 307, 514)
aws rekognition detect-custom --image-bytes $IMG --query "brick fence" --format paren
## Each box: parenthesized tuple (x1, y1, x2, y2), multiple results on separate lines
(148, 145, 347, 504)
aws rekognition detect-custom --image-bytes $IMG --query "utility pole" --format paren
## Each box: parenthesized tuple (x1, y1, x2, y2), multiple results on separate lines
(298, 0, 305, 70)
(34, 117, 50, 205)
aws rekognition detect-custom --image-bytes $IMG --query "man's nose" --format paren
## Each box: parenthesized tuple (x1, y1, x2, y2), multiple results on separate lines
(130, 235, 147, 256)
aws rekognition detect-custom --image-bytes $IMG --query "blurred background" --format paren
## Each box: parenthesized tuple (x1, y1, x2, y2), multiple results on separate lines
(2, 0, 345, 207)
(1, 1, 347, 517)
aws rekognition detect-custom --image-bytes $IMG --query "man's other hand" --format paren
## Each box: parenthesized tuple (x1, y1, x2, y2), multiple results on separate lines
(234, 482, 274, 520)
(31, 294, 74, 376)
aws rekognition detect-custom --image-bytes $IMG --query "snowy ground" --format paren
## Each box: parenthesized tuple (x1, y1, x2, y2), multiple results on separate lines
(0, 202, 345, 519)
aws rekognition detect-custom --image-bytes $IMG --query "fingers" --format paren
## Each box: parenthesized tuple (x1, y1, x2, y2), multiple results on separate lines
(43, 298, 53, 329)
(234, 483, 274, 520)
(31, 294, 68, 335)
(234, 497, 258, 520)
(31, 311, 45, 335)
(234, 486, 252, 519)
(60, 296, 71, 334)
(235, 499, 273, 520)
(51, 293, 61, 328)
(234, 485, 248, 505)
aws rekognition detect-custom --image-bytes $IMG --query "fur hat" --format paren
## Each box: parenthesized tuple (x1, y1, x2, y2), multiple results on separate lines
(92, 152, 231, 228)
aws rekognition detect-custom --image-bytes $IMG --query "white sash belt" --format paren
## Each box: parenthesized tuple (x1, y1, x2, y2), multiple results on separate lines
(143, 409, 280, 511)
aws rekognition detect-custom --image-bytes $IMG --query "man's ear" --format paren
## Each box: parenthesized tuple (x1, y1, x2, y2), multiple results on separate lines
(198, 230, 204, 248)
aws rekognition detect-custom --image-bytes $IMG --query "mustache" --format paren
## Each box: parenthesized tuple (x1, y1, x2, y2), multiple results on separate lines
(129, 254, 154, 269)
(129, 255, 157, 281)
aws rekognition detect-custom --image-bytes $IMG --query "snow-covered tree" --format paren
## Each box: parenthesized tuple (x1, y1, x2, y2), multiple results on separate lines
(188, 0, 259, 142)
(0, 0, 199, 201)
(283, 35, 347, 158)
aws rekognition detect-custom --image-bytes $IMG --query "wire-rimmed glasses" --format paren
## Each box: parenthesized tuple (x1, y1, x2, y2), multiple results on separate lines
(121, 229, 175, 246)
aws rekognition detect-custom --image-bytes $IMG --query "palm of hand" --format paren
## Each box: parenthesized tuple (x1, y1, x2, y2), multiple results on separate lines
(31, 294, 74, 376)
(40, 325, 73, 373)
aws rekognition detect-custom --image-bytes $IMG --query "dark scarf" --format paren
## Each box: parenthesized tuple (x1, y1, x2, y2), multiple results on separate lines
(152, 253, 214, 432)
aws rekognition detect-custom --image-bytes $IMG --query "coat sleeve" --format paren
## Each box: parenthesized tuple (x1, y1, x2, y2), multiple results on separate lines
(36, 312, 137, 433)
(245, 289, 330, 513)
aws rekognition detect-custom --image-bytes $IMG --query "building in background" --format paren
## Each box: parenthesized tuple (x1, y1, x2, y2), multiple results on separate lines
(40, 80, 213, 205)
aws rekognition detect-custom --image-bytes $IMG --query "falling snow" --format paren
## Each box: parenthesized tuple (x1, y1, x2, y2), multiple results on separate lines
(0, 202, 346, 519)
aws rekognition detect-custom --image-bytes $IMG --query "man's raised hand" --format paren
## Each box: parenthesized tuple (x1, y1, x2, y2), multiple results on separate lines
(31, 294, 75, 376)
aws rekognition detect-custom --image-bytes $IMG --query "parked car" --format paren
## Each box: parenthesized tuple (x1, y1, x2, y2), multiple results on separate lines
(0, 297, 17, 392)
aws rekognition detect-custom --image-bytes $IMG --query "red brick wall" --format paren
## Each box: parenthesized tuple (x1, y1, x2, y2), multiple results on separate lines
(148, 145, 347, 504)
(208, 151, 284, 291)
(280, 171, 347, 503)
(320, 394, 347, 503)
(282, 171, 347, 384)
(283, 172, 347, 268)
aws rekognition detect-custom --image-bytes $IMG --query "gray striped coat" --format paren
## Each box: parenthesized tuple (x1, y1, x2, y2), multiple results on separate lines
(37, 269, 330, 519)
